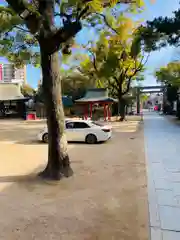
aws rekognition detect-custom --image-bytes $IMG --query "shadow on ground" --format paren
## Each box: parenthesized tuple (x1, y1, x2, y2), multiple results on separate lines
(0, 123, 148, 240)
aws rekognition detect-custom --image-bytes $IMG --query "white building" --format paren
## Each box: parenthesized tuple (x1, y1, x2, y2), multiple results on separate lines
(0, 63, 27, 101)
(0, 63, 26, 84)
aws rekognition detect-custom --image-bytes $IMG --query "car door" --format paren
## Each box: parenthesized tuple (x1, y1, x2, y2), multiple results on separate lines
(65, 122, 75, 141)
(72, 122, 90, 141)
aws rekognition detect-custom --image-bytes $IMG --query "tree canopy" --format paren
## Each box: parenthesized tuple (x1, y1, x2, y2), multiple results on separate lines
(69, 13, 148, 120)
(21, 83, 35, 97)
(0, 0, 145, 67)
(36, 70, 96, 102)
(61, 71, 95, 99)
(74, 15, 147, 99)
(155, 61, 180, 87)
(139, 4, 180, 51)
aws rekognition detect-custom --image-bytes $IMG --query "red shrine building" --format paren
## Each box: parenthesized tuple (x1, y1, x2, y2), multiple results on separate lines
(75, 88, 117, 121)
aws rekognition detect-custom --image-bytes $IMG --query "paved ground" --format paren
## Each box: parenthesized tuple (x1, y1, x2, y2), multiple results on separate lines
(0, 119, 148, 240)
(144, 112, 180, 240)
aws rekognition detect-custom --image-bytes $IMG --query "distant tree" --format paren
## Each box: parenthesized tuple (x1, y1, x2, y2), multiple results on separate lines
(76, 16, 147, 120)
(155, 63, 179, 114)
(61, 72, 95, 100)
(139, 5, 180, 51)
(21, 83, 35, 97)
(34, 80, 44, 103)
(36, 72, 95, 102)
(155, 62, 180, 86)
(140, 93, 149, 102)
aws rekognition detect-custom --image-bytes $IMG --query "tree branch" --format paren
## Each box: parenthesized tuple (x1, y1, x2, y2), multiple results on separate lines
(88, 49, 99, 73)
(15, 26, 30, 33)
(95, 13, 119, 34)
(122, 54, 149, 96)
(113, 76, 118, 82)
(78, 6, 89, 20)
(76, 67, 85, 74)
(78, 0, 137, 21)
(117, 65, 130, 88)
(39, 21, 82, 54)
(5, 0, 42, 34)
(122, 77, 132, 96)
(108, 77, 117, 89)
(107, 76, 118, 97)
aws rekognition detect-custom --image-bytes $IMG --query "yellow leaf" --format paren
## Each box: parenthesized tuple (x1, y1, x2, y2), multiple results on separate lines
(110, 0, 118, 7)
(88, 0, 103, 12)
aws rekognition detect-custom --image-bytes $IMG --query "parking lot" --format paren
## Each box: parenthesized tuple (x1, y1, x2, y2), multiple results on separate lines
(0, 119, 148, 240)
(0, 118, 141, 143)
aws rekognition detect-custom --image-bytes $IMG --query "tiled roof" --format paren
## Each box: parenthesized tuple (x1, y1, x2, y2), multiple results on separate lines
(0, 83, 26, 101)
(75, 88, 117, 103)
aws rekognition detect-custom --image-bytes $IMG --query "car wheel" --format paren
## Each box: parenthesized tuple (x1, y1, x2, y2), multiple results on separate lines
(85, 134, 97, 144)
(42, 133, 48, 143)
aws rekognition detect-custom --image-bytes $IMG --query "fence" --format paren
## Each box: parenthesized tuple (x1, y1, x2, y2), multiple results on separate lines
(34, 103, 72, 119)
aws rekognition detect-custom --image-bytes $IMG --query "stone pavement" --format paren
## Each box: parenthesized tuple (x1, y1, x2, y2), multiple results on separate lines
(144, 112, 180, 240)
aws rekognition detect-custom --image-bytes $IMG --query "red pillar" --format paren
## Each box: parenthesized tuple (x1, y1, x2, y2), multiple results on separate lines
(86, 104, 89, 120)
(90, 103, 93, 119)
(104, 104, 107, 121)
(83, 105, 86, 120)
(107, 104, 111, 121)
(84, 104, 88, 120)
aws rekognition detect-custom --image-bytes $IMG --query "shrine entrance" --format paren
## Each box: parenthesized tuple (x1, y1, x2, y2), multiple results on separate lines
(136, 85, 165, 114)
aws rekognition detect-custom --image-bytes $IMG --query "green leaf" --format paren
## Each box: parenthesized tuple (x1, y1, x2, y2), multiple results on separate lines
(155, 62, 180, 86)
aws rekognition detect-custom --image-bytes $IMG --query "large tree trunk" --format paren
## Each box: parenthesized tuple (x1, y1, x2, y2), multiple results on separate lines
(118, 94, 126, 122)
(39, 48, 73, 180)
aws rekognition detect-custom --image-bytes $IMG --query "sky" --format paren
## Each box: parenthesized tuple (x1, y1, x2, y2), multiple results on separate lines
(139, 0, 180, 86)
(0, 0, 180, 88)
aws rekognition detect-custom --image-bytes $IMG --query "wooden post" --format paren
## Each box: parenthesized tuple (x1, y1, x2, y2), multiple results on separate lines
(84, 104, 88, 120)
(83, 105, 85, 120)
(104, 104, 107, 121)
(86, 104, 89, 120)
(107, 104, 111, 121)
(136, 87, 140, 115)
(90, 103, 93, 119)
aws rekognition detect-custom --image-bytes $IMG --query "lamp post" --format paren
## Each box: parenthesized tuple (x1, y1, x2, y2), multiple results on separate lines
(6, 0, 41, 34)
(19, 8, 31, 20)
(19, 9, 41, 35)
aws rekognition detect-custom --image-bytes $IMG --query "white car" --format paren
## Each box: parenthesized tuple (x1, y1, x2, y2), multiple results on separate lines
(37, 119, 112, 144)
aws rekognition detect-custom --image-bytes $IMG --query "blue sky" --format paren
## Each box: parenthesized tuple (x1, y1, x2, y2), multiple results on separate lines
(0, 0, 180, 88)
(139, 0, 180, 86)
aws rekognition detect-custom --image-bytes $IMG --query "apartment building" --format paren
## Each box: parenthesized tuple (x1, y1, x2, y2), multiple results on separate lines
(0, 63, 26, 84)
(0, 63, 27, 102)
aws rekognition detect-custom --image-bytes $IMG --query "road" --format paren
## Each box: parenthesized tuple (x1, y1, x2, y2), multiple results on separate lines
(144, 111, 180, 240)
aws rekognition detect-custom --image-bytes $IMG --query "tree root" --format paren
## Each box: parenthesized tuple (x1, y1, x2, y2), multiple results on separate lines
(119, 116, 125, 121)
(38, 157, 73, 181)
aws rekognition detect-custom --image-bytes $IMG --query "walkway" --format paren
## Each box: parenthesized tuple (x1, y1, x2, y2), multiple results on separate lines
(144, 112, 180, 240)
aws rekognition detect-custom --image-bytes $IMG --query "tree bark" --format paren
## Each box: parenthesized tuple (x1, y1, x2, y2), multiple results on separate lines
(118, 83, 126, 121)
(119, 96, 126, 121)
(39, 47, 73, 180)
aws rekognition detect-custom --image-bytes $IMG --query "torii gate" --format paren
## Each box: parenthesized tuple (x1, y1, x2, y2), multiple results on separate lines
(136, 85, 166, 114)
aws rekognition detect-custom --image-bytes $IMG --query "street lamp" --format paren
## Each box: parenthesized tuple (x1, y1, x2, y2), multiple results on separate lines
(19, 8, 41, 35)
(6, 0, 41, 34)
(19, 9, 31, 20)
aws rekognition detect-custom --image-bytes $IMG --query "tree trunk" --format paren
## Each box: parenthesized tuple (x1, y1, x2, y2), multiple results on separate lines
(118, 95, 126, 121)
(39, 48, 73, 180)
